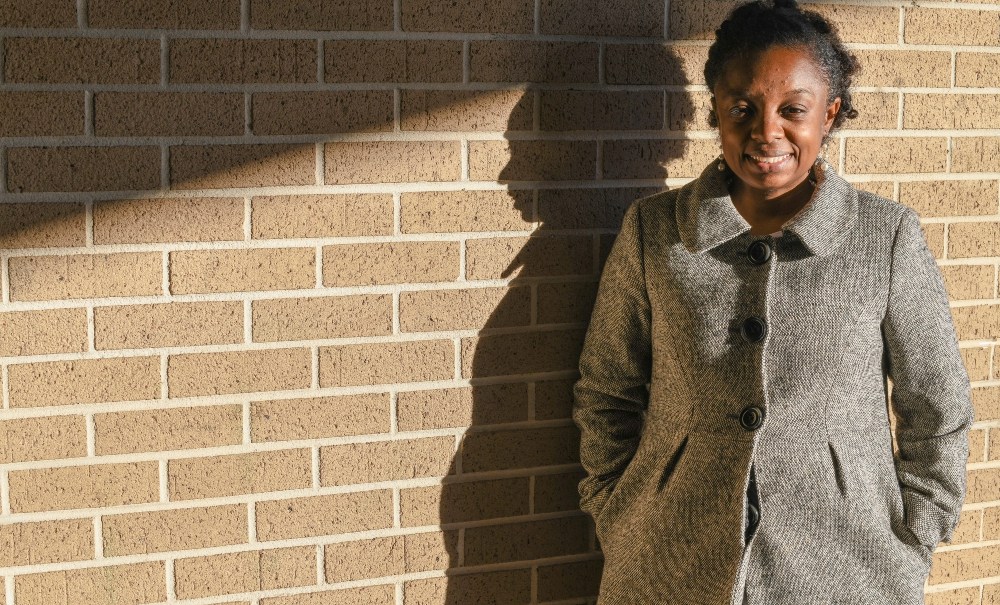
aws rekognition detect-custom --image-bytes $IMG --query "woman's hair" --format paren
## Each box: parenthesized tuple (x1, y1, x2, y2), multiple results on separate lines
(703, 0, 860, 132)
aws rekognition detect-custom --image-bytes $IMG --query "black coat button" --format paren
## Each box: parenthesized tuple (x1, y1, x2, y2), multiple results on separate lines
(748, 240, 771, 264)
(741, 316, 767, 342)
(740, 405, 764, 431)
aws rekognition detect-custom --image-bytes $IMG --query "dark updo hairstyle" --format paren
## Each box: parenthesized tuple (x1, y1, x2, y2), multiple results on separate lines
(704, 0, 860, 134)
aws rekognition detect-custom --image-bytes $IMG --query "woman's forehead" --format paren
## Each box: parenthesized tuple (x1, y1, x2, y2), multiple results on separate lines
(714, 45, 829, 97)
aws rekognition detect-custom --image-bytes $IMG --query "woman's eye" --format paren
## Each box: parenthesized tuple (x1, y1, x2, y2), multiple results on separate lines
(784, 106, 807, 115)
(729, 106, 750, 118)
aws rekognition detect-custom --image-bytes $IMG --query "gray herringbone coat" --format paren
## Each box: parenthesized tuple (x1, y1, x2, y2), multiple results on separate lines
(573, 159, 975, 605)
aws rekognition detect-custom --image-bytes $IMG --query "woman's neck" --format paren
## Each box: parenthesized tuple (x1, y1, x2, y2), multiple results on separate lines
(729, 170, 816, 236)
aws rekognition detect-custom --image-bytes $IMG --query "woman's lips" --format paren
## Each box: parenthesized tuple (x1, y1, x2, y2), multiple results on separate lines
(745, 152, 791, 172)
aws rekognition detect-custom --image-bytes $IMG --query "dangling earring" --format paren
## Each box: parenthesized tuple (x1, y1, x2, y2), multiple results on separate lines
(717, 153, 727, 172)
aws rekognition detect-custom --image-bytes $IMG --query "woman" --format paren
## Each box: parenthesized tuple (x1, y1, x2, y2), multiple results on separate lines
(572, 1, 975, 604)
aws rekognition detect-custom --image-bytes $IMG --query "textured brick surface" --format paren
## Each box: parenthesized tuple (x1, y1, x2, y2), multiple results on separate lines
(464, 516, 589, 565)
(402, 0, 532, 32)
(4, 38, 160, 84)
(396, 384, 529, 431)
(260, 586, 394, 605)
(253, 294, 391, 341)
(320, 437, 455, 485)
(470, 140, 597, 182)
(605, 44, 706, 86)
(251, 0, 392, 30)
(325, 40, 463, 83)
(405, 569, 530, 603)
(953, 138, 1000, 173)
(94, 405, 242, 454)
(400, 478, 529, 526)
(905, 94, 1000, 130)
(540, 90, 663, 131)
(8, 356, 160, 407)
(95, 301, 243, 349)
(400, 286, 530, 332)
(957, 53, 1000, 88)
(471, 41, 600, 83)
(852, 50, 951, 88)
(0, 0, 77, 27)
(603, 138, 718, 180)
(174, 547, 314, 599)
(848, 93, 899, 131)
(170, 248, 315, 294)
(253, 194, 393, 238)
(9, 252, 162, 301)
(89, 0, 238, 29)
(905, 8, 1000, 46)
(168, 449, 312, 500)
(325, 533, 456, 581)
(542, 0, 661, 36)
(256, 490, 392, 540)
(167, 348, 312, 398)
(465, 235, 592, 280)
(844, 138, 947, 174)
(95, 92, 244, 137)
(325, 141, 461, 184)
(253, 91, 393, 135)
(170, 39, 317, 83)
(0, 202, 85, 248)
(15, 562, 165, 605)
(0, 308, 87, 356)
(0, 92, 84, 137)
(9, 462, 159, 512)
(537, 559, 603, 601)
(940, 265, 994, 301)
(323, 241, 459, 286)
(251, 393, 389, 442)
(0, 416, 87, 464)
(899, 181, 998, 218)
(103, 504, 247, 555)
(948, 223, 1000, 260)
(319, 340, 454, 387)
(0, 519, 92, 567)
(461, 425, 580, 472)
(7, 146, 160, 193)
(803, 4, 899, 44)
(401, 90, 531, 131)
(170, 144, 315, 189)
(94, 197, 244, 244)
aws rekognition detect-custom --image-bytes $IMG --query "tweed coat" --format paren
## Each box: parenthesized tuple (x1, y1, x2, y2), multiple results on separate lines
(572, 158, 975, 605)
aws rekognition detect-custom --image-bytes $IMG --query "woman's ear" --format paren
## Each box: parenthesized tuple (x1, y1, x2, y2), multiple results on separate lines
(709, 96, 719, 127)
(824, 96, 842, 131)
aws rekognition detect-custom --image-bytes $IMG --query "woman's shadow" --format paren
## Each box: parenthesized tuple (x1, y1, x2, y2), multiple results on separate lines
(427, 46, 700, 604)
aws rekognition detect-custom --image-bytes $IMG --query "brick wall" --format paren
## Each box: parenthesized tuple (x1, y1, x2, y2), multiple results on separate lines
(0, 0, 997, 603)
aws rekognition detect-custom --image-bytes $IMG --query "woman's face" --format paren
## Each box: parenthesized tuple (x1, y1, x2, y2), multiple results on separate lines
(711, 44, 841, 200)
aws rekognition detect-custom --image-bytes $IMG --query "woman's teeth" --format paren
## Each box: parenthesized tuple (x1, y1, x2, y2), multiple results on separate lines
(748, 154, 790, 163)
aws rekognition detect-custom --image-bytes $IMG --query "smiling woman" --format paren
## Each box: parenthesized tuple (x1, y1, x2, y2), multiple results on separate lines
(572, 1, 975, 604)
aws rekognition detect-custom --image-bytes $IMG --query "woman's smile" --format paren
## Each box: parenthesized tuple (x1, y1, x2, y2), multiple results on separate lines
(745, 152, 793, 172)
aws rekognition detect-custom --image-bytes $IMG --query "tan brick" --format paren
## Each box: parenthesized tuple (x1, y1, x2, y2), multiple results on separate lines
(603, 138, 719, 180)
(900, 181, 998, 218)
(0, 308, 87, 356)
(0, 202, 85, 248)
(251, 0, 391, 30)
(319, 340, 454, 388)
(905, 7, 1000, 46)
(927, 543, 1000, 585)
(926, 587, 981, 605)
(253, 294, 392, 342)
(324, 533, 456, 582)
(253, 91, 392, 135)
(261, 585, 394, 605)
(844, 138, 946, 174)
(175, 547, 314, 600)
(949, 508, 983, 546)
(536, 378, 575, 420)
(405, 570, 530, 604)
(470, 139, 597, 182)
(167, 348, 311, 398)
(170, 143, 315, 189)
(0, 518, 93, 567)
(400, 190, 533, 234)
(924, 223, 944, 259)
(986, 505, 1000, 539)
(667, 0, 739, 40)
(537, 281, 598, 325)
(95, 405, 242, 455)
(323, 241, 458, 286)
(0, 0, 77, 27)
(940, 265, 994, 302)
(539, 188, 655, 230)
(4, 37, 159, 84)
(972, 386, 1000, 422)
(540, 90, 662, 131)
(991, 427, 1000, 461)
(803, 4, 900, 44)
(168, 449, 311, 501)
(401, 89, 531, 132)
(251, 393, 389, 442)
(325, 40, 462, 83)
(967, 467, 1000, 503)
(0, 92, 83, 137)
(9, 252, 161, 301)
(397, 384, 530, 431)
(905, 94, 1000, 130)
(989, 583, 1000, 605)
(538, 559, 603, 601)
(461, 425, 580, 472)
(400, 286, 530, 332)
(0, 416, 87, 463)
(170, 38, 316, 83)
(103, 504, 247, 556)
(95, 301, 243, 350)
(324, 141, 460, 184)
(256, 490, 392, 541)
(15, 562, 165, 605)
(9, 462, 159, 513)
(845, 92, 898, 131)
(7, 146, 160, 193)
(403, 0, 532, 33)
(471, 41, 599, 83)
(956, 53, 1000, 88)
(536, 469, 587, 512)
(961, 345, 992, 382)
(95, 197, 243, 244)
(606, 44, 706, 86)
(89, 0, 238, 28)
(465, 516, 589, 565)
(852, 50, 951, 89)
(542, 0, 660, 35)
(170, 248, 315, 294)
(320, 437, 454, 486)
(9, 356, 160, 408)
(852, 181, 894, 200)
(953, 137, 1000, 173)
(400, 478, 529, 526)
(954, 304, 1000, 341)
(465, 236, 592, 280)
(949, 223, 1000, 259)
(970, 429, 987, 463)
(668, 90, 710, 132)
(253, 194, 392, 239)
(95, 92, 243, 137)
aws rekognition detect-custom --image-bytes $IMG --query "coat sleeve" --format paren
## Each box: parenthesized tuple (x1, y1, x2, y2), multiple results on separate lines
(882, 207, 975, 549)
(572, 199, 652, 523)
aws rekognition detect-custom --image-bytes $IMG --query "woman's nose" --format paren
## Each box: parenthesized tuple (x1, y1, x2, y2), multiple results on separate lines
(751, 112, 783, 142)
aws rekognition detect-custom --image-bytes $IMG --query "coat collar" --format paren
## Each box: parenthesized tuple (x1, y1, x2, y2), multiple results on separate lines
(675, 158, 858, 257)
